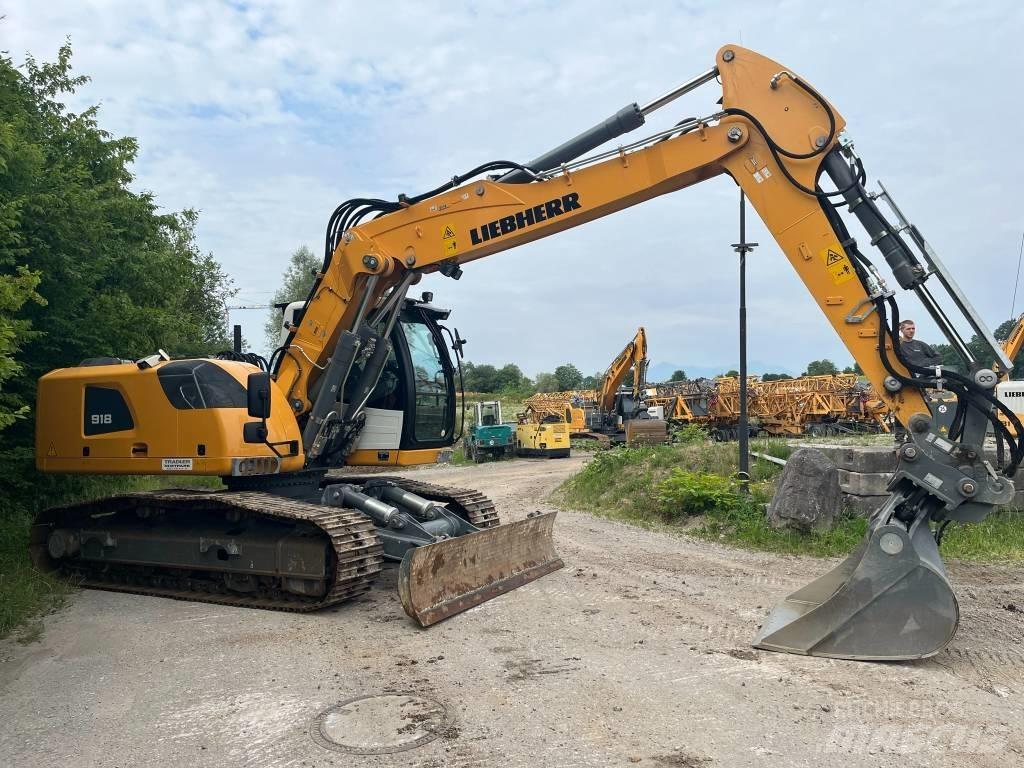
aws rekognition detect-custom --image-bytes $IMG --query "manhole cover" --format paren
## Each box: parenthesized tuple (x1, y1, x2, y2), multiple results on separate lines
(310, 693, 453, 755)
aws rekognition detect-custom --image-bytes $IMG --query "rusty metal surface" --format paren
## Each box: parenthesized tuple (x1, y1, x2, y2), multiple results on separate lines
(397, 512, 563, 627)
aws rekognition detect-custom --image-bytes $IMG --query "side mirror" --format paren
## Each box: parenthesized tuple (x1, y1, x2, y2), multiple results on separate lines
(247, 372, 272, 419)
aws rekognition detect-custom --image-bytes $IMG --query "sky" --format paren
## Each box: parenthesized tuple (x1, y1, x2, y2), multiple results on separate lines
(5, 1, 1024, 378)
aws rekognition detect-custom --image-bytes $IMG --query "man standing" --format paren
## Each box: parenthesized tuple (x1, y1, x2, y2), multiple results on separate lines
(893, 319, 944, 443)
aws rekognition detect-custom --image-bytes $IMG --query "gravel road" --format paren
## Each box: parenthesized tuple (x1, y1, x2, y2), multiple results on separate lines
(2, 456, 1023, 767)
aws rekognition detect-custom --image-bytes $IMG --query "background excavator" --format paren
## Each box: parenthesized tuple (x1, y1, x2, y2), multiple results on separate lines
(586, 327, 669, 445)
(523, 327, 668, 445)
(32, 45, 1022, 660)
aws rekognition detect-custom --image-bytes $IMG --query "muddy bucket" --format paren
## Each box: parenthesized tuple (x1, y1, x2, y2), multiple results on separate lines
(398, 511, 563, 627)
(753, 516, 959, 660)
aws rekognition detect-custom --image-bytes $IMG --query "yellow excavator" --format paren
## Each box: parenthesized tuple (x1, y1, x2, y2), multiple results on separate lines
(33, 45, 1022, 660)
(586, 327, 668, 444)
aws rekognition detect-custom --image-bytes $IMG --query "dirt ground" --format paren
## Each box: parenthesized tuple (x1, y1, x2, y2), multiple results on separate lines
(2, 455, 1024, 767)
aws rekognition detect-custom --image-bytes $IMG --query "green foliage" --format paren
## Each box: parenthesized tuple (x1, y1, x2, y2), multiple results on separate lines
(656, 469, 740, 518)
(534, 371, 558, 392)
(691, 498, 869, 559)
(761, 372, 793, 381)
(461, 361, 529, 394)
(0, 42, 235, 412)
(0, 42, 236, 635)
(803, 359, 838, 376)
(0, 266, 45, 431)
(558, 436, 1024, 561)
(553, 363, 583, 391)
(670, 423, 708, 444)
(264, 245, 319, 349)
(722, 369, 739, 378)
(668, 369, 687, 382)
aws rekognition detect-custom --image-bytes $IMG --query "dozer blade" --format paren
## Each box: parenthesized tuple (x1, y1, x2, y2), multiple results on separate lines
(398, 511, 563, 627)
(753, 517, 959, 660)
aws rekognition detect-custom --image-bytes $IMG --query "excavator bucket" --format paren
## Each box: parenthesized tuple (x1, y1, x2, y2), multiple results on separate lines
(397, 512, 563, 627)
(626, 418, 669, 446)
(753, 515, 959, 660)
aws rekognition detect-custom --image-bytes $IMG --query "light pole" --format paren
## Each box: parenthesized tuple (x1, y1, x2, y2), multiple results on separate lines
(732, 191, 758, 492)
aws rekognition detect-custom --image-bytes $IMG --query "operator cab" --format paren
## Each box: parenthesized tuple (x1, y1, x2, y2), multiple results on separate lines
(347, 294, 457, 456)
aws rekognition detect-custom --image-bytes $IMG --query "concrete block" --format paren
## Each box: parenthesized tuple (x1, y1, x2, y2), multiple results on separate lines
(799, 443, 897, 474)
(837, 469, 891, 497)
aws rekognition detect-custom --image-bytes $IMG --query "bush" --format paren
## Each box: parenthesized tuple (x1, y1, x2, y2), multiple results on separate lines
(670, 423, 708, 445)
(656, 468, 741, 518)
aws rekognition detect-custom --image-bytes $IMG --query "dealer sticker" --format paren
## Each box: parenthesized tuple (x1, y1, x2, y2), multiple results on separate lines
(162, 458, 193, 471)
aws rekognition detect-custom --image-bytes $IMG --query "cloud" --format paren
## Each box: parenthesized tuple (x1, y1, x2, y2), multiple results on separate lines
(5, 1, 1023, 376)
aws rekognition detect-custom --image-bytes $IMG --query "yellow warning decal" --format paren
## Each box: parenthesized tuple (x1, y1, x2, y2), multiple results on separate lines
(441, 223, 458, 256)
(821, 246, 854, 285)
(47, 442, 57, 457)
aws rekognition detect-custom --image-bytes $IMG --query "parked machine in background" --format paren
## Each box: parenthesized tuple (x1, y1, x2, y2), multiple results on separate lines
(515, 405, 571, 458)
(587, 328, 668, 445)
(462, 401, 514, 462)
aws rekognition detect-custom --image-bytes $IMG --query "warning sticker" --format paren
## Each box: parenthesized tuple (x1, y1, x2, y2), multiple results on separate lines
(441, 223, 458, 256)
(162, 458, 193, 471)
(47, 443, 57, 457)
(821, 246, 854, 285)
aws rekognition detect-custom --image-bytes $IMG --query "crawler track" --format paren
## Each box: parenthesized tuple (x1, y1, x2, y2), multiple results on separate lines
(30, 489, 384, 611)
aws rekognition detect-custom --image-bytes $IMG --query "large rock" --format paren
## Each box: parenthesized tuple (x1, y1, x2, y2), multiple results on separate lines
(767, 448, 842, 532)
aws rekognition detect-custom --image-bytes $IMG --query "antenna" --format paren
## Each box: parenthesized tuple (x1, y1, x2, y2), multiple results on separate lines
(1011, 231, 1024, 320)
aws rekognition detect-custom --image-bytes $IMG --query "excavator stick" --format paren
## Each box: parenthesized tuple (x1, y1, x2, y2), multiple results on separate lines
(398, 511, 563, 626)
(753, 497, 958, 660)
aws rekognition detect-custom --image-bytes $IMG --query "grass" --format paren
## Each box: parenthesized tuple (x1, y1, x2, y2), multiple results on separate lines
(555, 436, 1024, 562)
(1, 473, 223, 641)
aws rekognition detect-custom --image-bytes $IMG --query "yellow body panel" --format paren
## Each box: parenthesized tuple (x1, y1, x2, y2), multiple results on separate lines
(35, 360, 304, 475)
(346, 447, 449, 466)
(515, 422, 570, 453)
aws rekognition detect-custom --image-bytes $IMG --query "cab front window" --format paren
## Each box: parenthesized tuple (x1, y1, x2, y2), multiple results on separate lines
(402, 319, 451, 443)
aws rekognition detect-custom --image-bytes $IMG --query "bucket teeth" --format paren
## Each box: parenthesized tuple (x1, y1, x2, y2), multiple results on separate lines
(753, 520, 959, 661)
(398, 512, 563, 627)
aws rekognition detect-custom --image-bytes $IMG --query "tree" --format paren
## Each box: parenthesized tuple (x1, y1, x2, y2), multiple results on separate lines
(932, 320, 1024, 379)
(668, 369, 687, 382)
(761, 373, 793, 382)
(993, 318, 1024, 379)
(534, 372, 559, 392)
(553, 363, 583, 391)
(495, 363, 527, 391)
(264, 245, 320, 349)
(803, 359, 839, 376)
(0, 42, 236, 501)
(580, 372, 601, 389)
(0, 267, 45, 432)
(722, 369, 739, 378)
